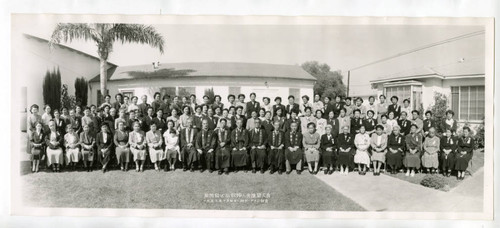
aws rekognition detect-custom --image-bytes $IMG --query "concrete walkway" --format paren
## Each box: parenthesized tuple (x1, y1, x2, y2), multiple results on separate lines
(315, 171, 483, 212)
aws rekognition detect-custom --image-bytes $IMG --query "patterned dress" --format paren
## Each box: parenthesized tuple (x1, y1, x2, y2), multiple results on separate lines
(146, 130, 165, 163)
(354, 133, 371, 165)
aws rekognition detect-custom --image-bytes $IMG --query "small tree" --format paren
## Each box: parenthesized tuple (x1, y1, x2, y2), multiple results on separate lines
(61, 84, 76, 110)
(429, 92, 448, 119)
(204, 87, 215, 104)
(42, 67, 62, 111)
(74, 77, 88, 107)
(301, 61, 346, 99)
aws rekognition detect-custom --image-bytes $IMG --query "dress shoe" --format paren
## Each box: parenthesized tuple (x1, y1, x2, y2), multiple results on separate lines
(260, 169, 265, 174)
(252, 169, 256, 174)
(209, 169, 213, 173)
(286, 171, 291, 175)
(225, 171, 229, 175)
(278, 170, 283, 175)
(297, 170, 302, 175)
(218, 170, 223, 175)
(324, 170, 328, 175)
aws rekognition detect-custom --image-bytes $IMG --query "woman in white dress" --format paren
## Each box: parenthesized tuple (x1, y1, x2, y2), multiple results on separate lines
(64, 125, 81, 170)
(386, 111, 399, 135)
(45, 120, 64, 172)
(129, 121, 147, 172)
(164, 120, 181, 171)
(127, 96, 140, 113)
(315, 110, 327, 136)
(167, 108, 181, 131)
(146, 122, 165, 171)
(312, 94, 324, 114)
(261, 97, 272, 113)
(354, 125, 371, 175)
(41, 104, 52, 133)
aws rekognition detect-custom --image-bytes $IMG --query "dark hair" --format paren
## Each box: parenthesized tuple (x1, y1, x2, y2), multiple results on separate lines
(410, 124, 418, 129)
(369, 96, 375, 100)
(411, 110, 420, 115)
(263, 97, 270, 102)
(462, 126, 471, 132)
(182, 106, 191, 115)
(166, 119, 175, 126)
(379, 94, 386, 99)
(44, 104, 51, 111)
(154, 92, 161, 99)
(274, 96, 282, 102)
(353, 109, 361, 114)
(238, 94, 245, 99)
(344, 97, 352, 101)
(356, 97, 363, 103)
(195, 105, 203, 111)
(425, 111, 433, 116)
(163, 94, 170, 100)
(391, 96, 399, 101)
(403, 99, 410, 103)
(214, 95, 221, 100)
(288, 95, 295, 100)
(446, 110, 455, 116)
(304, 106, 312, 112)
(375, 125, 385, 131)
(219, 118, 227, 123)
(340, 107, 347, 113)
(324, 96, 331, 101)
(115, 93, 123, 99)
(367, 110, 375, 115)
(307, 122, 316, 128)
(203, 95, 209, 99)
(302, 95, 310, 101)
(236, 106, 244, 110)
(190, 94, 196, 98)
(227, 94, 235, 99)
(315, 109, 323, 115)
(30, 104, 39, 113)
(381, 114, 388, 119)
(250, 92, 256, 97)
(105, 95, 111, 99)
(147, 106, 154, 111)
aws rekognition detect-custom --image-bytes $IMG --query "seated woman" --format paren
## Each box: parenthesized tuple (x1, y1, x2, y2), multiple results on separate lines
(337, 126, 355, 175)
(96, 123, 113, 173)
(79, 124, 95, 172)
(64, 124, 81, 170)
(114, 121, 131, 172)
(129, 121, 147, 172)
(320, 124, 337, 175)
(455, 127, 475, 180)
(440, 128, 458, 177)
(403, 124, 422, 177)
(370, 125, 387, 176)
(303, 122, 321, 175)
(386, 125, 405, 174)
(354, 125, 371, 175)
(164, 120, 181, 172)
(29, 122, 45, 173)
(45, 120, 64, 172)
(422, 127, 440, 174)
(146, 122, 165, 172)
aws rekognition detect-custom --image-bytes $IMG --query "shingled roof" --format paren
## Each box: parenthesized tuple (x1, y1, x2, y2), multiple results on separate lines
(89, 62, 316, 82)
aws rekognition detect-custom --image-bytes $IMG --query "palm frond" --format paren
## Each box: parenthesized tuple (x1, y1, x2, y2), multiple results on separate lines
(49, 23, 100, 49)
(110, 24, 165, 54)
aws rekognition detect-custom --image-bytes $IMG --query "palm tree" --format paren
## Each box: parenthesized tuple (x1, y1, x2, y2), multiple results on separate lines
(49, 23, 165, 98)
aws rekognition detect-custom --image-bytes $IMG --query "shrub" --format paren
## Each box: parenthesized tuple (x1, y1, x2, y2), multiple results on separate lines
(60, 84, 76, 110)
(42, 67, 62, 111)
(420, 175, 448, 190)
(204, 87, 215, 104)
(74, 77, 88, 107)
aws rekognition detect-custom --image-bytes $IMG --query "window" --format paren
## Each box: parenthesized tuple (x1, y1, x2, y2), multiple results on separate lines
(120, 90, 134, 99)
(228, 86, 241, 96)
(178, 87, 195, 97)
(451, 86, 485, 121)
(385, 86, 411, 105)
(289, 88, 300, 100)
(160, 87, 176, 99)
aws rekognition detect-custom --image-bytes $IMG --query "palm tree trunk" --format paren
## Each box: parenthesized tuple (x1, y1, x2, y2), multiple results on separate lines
(100, 58, 108, 98)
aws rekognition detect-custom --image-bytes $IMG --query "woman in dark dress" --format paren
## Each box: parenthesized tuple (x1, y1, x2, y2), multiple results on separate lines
(29, 122, 45, 173)
(215, 119, 231, 175)
(423, 111, 437, 137)
(350, 109, 364, 135)
(440, 128, 457, 177)
(363, 110, 378, 135)
(230, 118, 249, 172)
(320, 124, 337, 175)
(403, 124, 422, 177)
(386, 125, 405, 174)
(455, 127, 475, 180)
(268, 121, 285, 175)
(96, 123, 113, 173)
(80, 124, 96, 172)
(440, 110, 458, 136)
(337, 125, 355, 175)
(114, 121, 130, 171)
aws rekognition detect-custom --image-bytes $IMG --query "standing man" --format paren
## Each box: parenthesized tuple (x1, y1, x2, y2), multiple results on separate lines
(343, 97, 354, 117)
(246, 92, 261, 119)
(138, 95, 150, 118)
(387, 96, 401, 119)
(230, 118, 249, 172)
(195, 119, 216, 173)
(268, 121, 285, 174)
(151, 92, 163, 114)
(180, 118, 198, 172)
(215, 119, 231, 175)
(284, 122, 303, 174)
(203, 108, 219, 131)
(249, 119, 268, 173)
(286, 95, 300, 119)
(322, 96, 334, 119)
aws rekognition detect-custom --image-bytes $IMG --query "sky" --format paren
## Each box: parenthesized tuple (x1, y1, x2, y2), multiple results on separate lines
(12, 19, 483, 90)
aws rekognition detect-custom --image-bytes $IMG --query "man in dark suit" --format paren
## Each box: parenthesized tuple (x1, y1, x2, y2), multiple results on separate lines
(141, 107, 155, 132)
(246, 92, 261, 119)
(249, 119, 268, 173)
(332, 95, 344, 118)
(203, 107, 219, 131)
(195, 119, 217, 173)
(112, 93, 124, 111)
(387, 96, 401, 119)
(272, 96, 286, 117)
(180, 118, 199, 171)
(322, 96, 334, 119)
(138, 95, 150, 118)
(286, 95, 300, 119)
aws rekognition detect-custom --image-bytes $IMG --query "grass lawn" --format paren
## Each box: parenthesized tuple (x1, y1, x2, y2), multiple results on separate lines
(20, 165, 365, 211)
(385, 149, 485, 191)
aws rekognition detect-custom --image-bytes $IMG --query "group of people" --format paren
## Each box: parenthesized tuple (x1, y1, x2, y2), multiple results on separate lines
(27, 92, 475, 180)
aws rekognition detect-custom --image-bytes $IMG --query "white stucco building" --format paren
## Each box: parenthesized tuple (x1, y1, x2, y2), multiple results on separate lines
(88, 62, 316, 105)
(351, 30, 485, 123)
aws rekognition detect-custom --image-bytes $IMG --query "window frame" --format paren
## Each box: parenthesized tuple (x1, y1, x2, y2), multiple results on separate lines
(451, 85, 485, 122)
